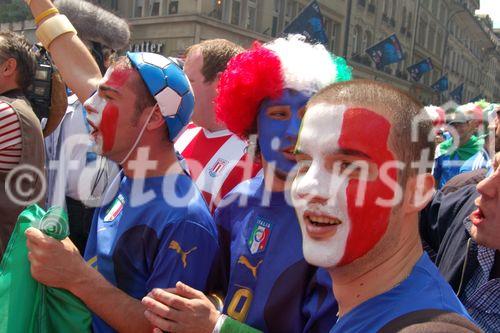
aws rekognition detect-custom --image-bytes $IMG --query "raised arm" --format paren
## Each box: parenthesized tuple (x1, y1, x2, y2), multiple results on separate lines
(27, 0, 102, 102)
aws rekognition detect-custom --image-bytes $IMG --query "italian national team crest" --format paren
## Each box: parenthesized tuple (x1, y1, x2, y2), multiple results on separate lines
(209, 158, 229, 177)
(248, 217, 272, 254)
(104, 194, 125, 223)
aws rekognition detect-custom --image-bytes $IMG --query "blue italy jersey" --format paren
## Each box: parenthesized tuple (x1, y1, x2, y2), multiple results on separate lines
(330, 253, 473, 333)
(84, 173, 218, 333)
(215, 175, 337, 333)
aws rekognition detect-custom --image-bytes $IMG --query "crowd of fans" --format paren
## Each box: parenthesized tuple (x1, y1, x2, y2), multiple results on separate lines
(0, 0, 498, 332)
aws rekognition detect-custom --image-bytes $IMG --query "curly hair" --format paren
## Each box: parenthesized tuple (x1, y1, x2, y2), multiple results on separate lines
(215, 34, 352, 139)
(0, 31, 36, 91)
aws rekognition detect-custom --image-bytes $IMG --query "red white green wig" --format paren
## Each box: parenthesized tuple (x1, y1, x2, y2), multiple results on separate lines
(215, 34, 352, 139)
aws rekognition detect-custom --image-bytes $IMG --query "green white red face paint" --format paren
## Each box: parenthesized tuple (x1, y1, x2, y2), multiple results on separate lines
(292, 104, 398, 267)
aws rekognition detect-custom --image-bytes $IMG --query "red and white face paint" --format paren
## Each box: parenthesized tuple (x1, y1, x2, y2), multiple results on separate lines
(84, 68, 130, 154)
(292, 104, 398, 268)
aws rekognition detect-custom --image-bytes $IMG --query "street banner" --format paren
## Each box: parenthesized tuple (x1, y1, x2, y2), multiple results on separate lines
(450, 83, 464, 104)
(283, 0, 328, 46)
(365, 34, 404, 70)
(407, 58, 433, 81)
(431, 75, 449, 92)
(470, 94, 484, 103)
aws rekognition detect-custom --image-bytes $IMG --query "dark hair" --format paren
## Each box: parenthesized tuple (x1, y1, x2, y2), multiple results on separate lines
(186, 39, 244, 83)
(0, 31, 36, 91)
(308, 79, 435, 186)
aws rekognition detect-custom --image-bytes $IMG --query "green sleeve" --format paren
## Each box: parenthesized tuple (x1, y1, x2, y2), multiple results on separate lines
(220, 317, 263, 333)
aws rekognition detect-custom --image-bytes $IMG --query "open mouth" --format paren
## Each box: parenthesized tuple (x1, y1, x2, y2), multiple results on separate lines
(303, 211, 342, 239)
(281, 146, 296, 161)
(470, 207, 485, 226)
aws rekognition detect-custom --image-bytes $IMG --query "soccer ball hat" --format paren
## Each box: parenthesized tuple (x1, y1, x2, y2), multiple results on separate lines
(127, 52, 195, 142)
(215, 34, 352, 139)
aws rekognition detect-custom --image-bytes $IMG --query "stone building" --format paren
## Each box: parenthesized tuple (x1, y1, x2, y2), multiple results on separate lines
(2, 0, 499, 103)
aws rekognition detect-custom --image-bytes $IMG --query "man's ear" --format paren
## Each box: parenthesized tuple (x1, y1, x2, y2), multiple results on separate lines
(403, 173, 435, 214)
(146, 105, 165, 131)
(2, 58, 17, 77)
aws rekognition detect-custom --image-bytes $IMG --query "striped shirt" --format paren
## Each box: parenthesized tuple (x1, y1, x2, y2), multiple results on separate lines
(174, 123, 261, 212)
(0, 102, 22, 172)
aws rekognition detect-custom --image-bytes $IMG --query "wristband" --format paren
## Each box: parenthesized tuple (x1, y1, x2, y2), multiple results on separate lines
(36, 15, 77, 50)
(34, 8, 60, 25)
(211, 313, 226, 333)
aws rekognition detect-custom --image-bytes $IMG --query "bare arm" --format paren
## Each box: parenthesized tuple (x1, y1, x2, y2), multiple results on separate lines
(71, 266, 154, 333)
(28, 0, 102, 102)
(25, 228, 153, 333)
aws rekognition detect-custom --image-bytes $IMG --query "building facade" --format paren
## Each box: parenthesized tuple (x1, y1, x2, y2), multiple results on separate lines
(2, 0, 498, 103)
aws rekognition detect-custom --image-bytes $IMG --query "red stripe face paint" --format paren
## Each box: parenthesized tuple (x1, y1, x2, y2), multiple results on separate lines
(84, 67, 132, 155)
(338, 108, 397, 266)
(293, 105, 398, 268)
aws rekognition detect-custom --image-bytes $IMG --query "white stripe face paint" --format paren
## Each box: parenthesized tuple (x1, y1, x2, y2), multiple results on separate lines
(292, 103, 351, 268)
(84, 91, 107, 155)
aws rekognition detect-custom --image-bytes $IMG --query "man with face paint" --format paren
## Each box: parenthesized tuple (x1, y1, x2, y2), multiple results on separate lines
(141, 35, 352, 333)
(22, 1, 218, 333)
(292, 80, 480, 332)
(421, 152, 500, 332)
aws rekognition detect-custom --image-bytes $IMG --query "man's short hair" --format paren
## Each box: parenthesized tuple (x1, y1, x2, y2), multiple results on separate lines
(186, 39, 244, 83)
(308, 79, 435, 185)
(0, 31, 36, 91)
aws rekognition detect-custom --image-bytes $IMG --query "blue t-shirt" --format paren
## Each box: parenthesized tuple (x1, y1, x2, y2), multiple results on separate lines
(330, 253, 473, 333)
(84, 173, 218, 333)
(215, 175, 337, 333)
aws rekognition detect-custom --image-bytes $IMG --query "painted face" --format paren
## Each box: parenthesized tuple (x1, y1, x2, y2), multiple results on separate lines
(292, 104, 398, 268)
(257, 89, 310, 176)
(84, 67, 133, 155)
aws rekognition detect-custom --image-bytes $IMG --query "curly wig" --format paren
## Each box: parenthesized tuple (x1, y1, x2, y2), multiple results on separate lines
(216, 34, 352, 139)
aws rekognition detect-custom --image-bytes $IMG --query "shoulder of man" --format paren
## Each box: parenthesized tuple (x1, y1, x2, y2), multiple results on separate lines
(420, 184, 477, 253)
(378, 309, 483, 333)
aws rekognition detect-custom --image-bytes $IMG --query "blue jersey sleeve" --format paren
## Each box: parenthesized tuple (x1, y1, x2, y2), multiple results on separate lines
(432, 157, 443, 186)
(146, 219, 219, 293)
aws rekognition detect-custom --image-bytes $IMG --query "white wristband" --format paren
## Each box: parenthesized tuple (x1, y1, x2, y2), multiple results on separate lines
(212, 313, 227, 333)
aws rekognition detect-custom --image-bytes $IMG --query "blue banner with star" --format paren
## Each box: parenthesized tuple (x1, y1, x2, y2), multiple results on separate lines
(283, 0, 328, 46)
(431, 75, 449, 93)
(365, 34, 404, 70)
(450, 83, 464, 104)
(407, 58, 433, 81)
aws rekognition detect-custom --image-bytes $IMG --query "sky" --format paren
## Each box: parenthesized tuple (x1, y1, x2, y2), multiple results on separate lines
(479, 0, 500, 28)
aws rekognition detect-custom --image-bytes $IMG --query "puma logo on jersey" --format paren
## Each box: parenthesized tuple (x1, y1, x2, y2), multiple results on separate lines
(238, 255, 263, 278)
(169, 240, 197, 268)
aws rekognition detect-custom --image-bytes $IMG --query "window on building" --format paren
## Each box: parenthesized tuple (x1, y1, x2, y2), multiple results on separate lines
(352, 25, 362, 55)
(418, 17, 427, 46)
(436, 31, 443, 56)
(231, 0, 241, 25)
(439, 3, 446, 21)
(211, 0, 223, 20)
(382, 0, 389, 15)
(431, 0, 438, 16)
(364, 30, 372, 50)
(428, 23, 436, 53)
(246, 0, 257, 30)
(134, 0, 144, 17)
(286, 0, 297, 18)
(272, 15, 279, 37)
(150, 0, 161, 16)
(168, 0, 179, 14)
(402, 6, 407, 27)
